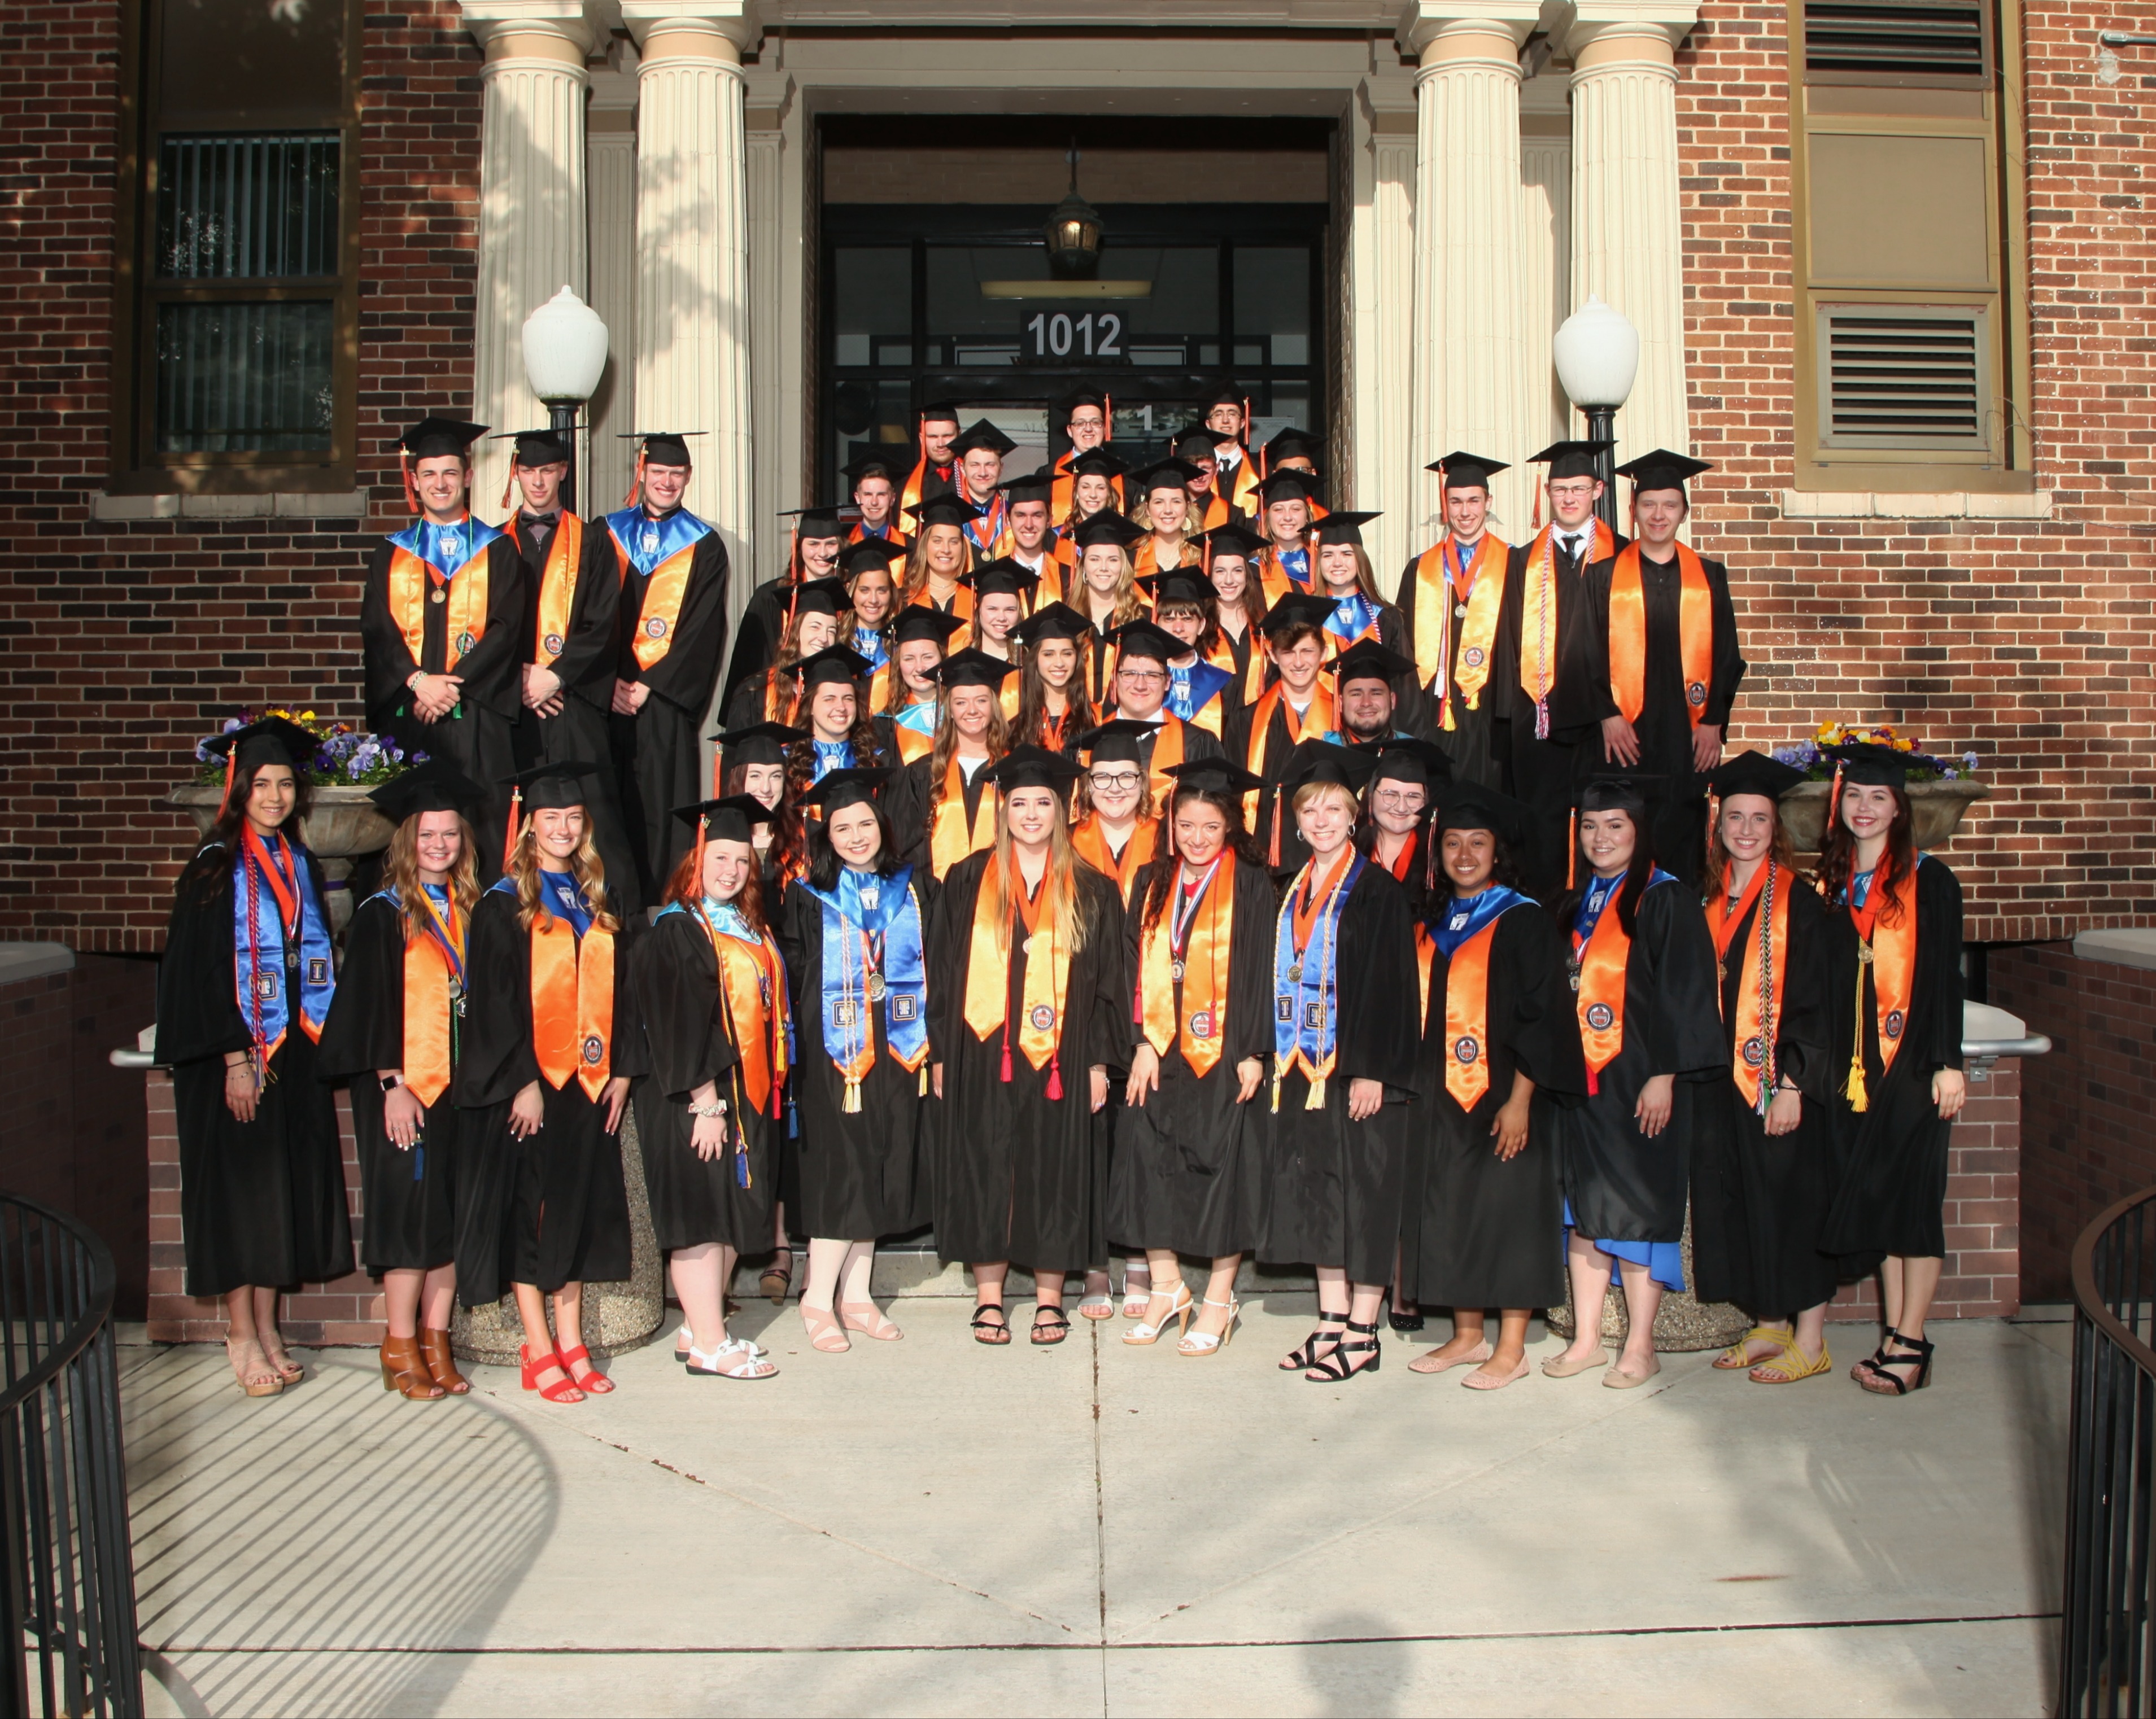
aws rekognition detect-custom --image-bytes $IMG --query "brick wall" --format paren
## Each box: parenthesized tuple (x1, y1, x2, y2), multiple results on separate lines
(0, 0, 482, 955)
(1678, 1, 2156, 946)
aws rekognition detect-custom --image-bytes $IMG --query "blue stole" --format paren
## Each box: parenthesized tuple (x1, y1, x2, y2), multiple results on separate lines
(893, 702, 937, 739)
(1166, 659, 1233, 725)
(1430, 884, 1529, 957)
(604, 502, 714, 576)
(487, 871, 593, 936)
(811, 740, 854, 781)
(370, 883, 466, 990)
(1279, 546, 1310, 589)
(1272, 850, 1364, 1106)
(802, 866, 929, 1087)
(232, 834, 334, 1060)
(386, 514, 503, 583)
(855, 628, 889, 672)
(1572, 869, 1678, 944)
(1324, 591, 1380, 645)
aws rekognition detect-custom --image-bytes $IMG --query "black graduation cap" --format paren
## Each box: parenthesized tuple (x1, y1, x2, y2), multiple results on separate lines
(1160, 755, 1265, 795)
(891, 606, 967, 648)
(1108, 618, 1182, 666)
(797, 767, 891, 813)
(918, 400, 963, 427)
(1131, 458, 1202, 494)
(1825, 741, 1910, 789)
(1707, 749, 1809, 802)
(1258, 591, 1338, 640)
(1078, 719, 1157, 766)
(1310, 509, 1381, 548)
(1614, 448, 1713, 497)
(784, 504, 847, 540)
(1254, 469, 1322, 508)
(710, 720, 808, 763)
(1072, 510, 1145, 552)
(1362, 737, 1453, 789)
(1577, 771, 1665, 815)
(1202, 383, 1246, 413)
(1278, 737, 1376, 794)
(936, 648, 1017, 688)
(786, 575, 853, 619)
(843, 450, 902, 486)
(997, 465, 1057, 504)
(906, 493, 985, 530)
(952, 419, 1018, 458)
(1329, 639, 1414, 685)
(1197, 521, 1268, 561)
(1066, 448, 1129, 482)
(1175, 426, 1236, 460)
(984, 745, 1083, 792)
(671, 793, 776, 844)
(1055, 386, 1108, 422)
(1527, 439, 1613, 483)
(495, 427, 571, 466)
(1011, 601, 1092, 646)
(1426, 450, 1511, 490)
(842, 537, 905, 578)
(1435, 780, 1531, 846)
(367, 759, 483, 823)
(795, 644, 874, 688)
(620, 431, 705, 466)
(1137, 567, 1213, 609)
(503, 760, 603, 811)
(204, 715, 320, 775)
(399, 417, 487, 460)
(959, 558, 1041, 602)
(1263, 427, 1322, 467)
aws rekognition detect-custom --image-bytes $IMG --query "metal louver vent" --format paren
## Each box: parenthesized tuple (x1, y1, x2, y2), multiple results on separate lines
(1804, 1, 1989, 83)
(1820, 309, 1985, 446)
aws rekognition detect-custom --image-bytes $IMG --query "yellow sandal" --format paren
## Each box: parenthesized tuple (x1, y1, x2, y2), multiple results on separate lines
(1749, 1338, 1832, 1384)
(1713, 1326, 1787, 1370)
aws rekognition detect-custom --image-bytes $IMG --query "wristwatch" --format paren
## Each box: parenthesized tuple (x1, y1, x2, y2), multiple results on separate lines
(380, 1073, 407, 1093)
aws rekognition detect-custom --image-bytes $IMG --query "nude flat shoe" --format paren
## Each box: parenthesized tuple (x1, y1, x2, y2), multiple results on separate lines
(1541, 1348, 1610, 1379)
(1408, 1339, 1492, 1376)
(1602, 1358, 1662, 1389)
(1461, 1353, 1534, 1391)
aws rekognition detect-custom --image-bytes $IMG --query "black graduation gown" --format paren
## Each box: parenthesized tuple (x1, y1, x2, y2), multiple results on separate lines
(1108, 857, 1276, 1258)
(884, 753, 997, 877)
(721, 572, 795, 713)
(1408, 899, 1585, 1310)
(155, 846, 355, 1297)
(630, 908, 782, 1253)
(926, 854, 1127, 1271)
(1556, 878, 1726, 1244)
(315, 893, 462, 1275)
(1581, 549, 1746, 881)
(1690, 875, 1840, 1318)
(780, 872, 936, 1239)
(509, 511, 640, 911)
(1821, 858, 1965, 1263)
(1491, 528, 1630, 902)
(610, 514, 731, 903)
(452, 886, 645, 1301)
(1393, 543, 1507, 786)
(1258, 862, 1420, 1283)
(1224, 693, 1336, 877)
(360, 531, 528, 883)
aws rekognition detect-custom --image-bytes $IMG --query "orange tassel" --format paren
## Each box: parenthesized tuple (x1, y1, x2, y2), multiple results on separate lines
(217, 746, 237, 818)
(622, 448, 645, 509)
(1046, 1053, 1063, 1102)
(1566, 807, 1578, 891)
(500, 456, 517, 513)
(503, 786, 522, 877)
(400, 449, 419, 516)
(1103, 394, 1113, 442)
(1000, 1029, 1013, 1084)
(692, 812, 708, 896)
(1268, 793, 1282, 869)
(1531, 482, 1543, 533)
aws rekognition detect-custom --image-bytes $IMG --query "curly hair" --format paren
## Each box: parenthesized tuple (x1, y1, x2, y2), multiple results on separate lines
(1138, 786, 1261, 933)
(382, 812, 481, 942)
(782, 694, 887, 807)
(722, 758, 805, 889)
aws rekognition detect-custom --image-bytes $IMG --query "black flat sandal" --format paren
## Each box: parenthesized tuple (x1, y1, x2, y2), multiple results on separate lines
(1388, 1307, 1425, 1333)
(1280, 1321, 1346, 1372)
(1031, 1306, 1071, 1346)
(1854, 1328, 1934, 1396)
(1306, 1318, 1383, 1383)
(971, 1305, 1011, 1346)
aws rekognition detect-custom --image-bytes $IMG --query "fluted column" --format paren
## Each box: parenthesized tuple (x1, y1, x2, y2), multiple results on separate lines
(1566, 6, 1699, 466)
(1401, 6, 1540, 546)
(1347, 84, 1417, 579)
(464, 6, 594, 515)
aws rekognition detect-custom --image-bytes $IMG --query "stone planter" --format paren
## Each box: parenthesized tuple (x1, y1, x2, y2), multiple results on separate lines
(171, 782, 397, 934)
(1779, 777, 1988, 856)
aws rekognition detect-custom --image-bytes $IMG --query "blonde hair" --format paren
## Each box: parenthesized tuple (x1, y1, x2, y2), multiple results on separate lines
(1290, 779, 1360, 823)
(383, 812, 481, 943)
(901, 523, 968, 606)
(988, 794, 1090, 956)
(508, 817, 621, 935)
(1077, 546, 1146, 628)
(927, 689, 1011, 821)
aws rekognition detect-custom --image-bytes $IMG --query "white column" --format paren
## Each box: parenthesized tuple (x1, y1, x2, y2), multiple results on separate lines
(1566, 6, 1700, 465)
(1400, 5, 1541, 546)
(1520, 135, 1573, 449)
(584, 45, 640, 514)
(1347, 80, 1417, 579)
(462, 4, 595, 517)
(745, 79, 802, 600)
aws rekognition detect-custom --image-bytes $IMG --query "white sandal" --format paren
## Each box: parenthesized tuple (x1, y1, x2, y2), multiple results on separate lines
(1177, 1297, 1240, 1357)
(687, 1337, 777, 1380)
(1120, 1269, 1154, 1319)
(1077, 1291, 1116, 1320)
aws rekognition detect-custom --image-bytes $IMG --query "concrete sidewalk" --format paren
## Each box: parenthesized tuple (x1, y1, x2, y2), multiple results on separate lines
(124, 1297, 2066, 1717)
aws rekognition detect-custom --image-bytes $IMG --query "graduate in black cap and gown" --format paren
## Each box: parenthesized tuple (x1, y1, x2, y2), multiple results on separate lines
(1197, 520, 1273, 708)
(957, 557, 1040, 707)
(723, 502, 846, 712)
(997, 465, 1066, 602)
(876, 607, 964, 766)
(1493, 441, 1629, 900)
(782, 768, 935, 1351)
(1011, 601, 1098, 756)
(1816, 741, 1967, 1396)
(1175, 426, 1245, 533)
(844, 452, 911, 550)
(1200, 384, 1263, 515)
(1395, 453, 1513, 786)
(1260, 740, 1420, 1383)
(724, 575, 852, 731)
(361, 416, 529, 880)
(1356, 736, 1451, 906)
(1332, 640, 1424, 750)
(901, 491, 988, 632)
(1688, 752, 1840, 1385)
(950, 419, 1019, 560)
(899, 401, 963, 518)
(1582, 451, 1744, 880)
(1129, 458, 1204, 580)
(1544, 772, 1725, 1389)
(634, 793, 791, 1379)
(1224, 592, 1343, 873)
(1114, 756, 1276, 1353)
(158, 717, 353, 1397)
(1098, 618, 1227, 813)
(1049, 388, 1121, 522)
(1403, 781, 1584, 1390)
(455, 760, 643, 1405)
(928, 749, 1127, 1346)
(1252, 469, 1322, 606)
(1308, 510, 1424, 730)
(1138, 567, 1239, 740)
(317, 760, 487, 1401)
(604, 431, 732, 902)
(714, 719, 809, 895)
(884, 648, 1014, 878)
(1066, 508, 1146, 707)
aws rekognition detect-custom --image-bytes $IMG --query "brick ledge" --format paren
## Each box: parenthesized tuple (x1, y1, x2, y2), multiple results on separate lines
(1779, 488, 2054, 520)
(91, 490, 372, 522)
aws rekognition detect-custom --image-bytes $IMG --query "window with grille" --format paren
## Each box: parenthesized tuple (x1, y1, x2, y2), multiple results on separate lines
(1817, 308, 1988, 448)
(1803, 0, 1993, 86)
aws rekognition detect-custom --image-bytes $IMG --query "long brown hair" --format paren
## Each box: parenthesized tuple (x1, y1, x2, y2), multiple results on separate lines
(901, 523, 968, 606)
(1814, 780, 1917, 926)
(383, 812, 481, 942)
(927, 690, 1011, 821)
(1316, 540, 1386, 605)
(1014, 638, 1097, 751)
(661, 836, 769, 934)
(206, 759, 314, 883)
(507, 817, 620, 935)
(1138, 785, 1258, 931)
(986, 793, 1089, 955)
(1704, 795, 1799, 899)
(722, 758, 804, 886)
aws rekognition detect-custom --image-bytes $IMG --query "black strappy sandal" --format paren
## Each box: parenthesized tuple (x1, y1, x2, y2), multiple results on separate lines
(971, 1305, 1011, 1346)
(1031, 1306, 1071, 1346)
(1305, 1318, 1383, 1383)
(1853, 1328, 1934, 1396)
(1280, 1320, 1346, 1372)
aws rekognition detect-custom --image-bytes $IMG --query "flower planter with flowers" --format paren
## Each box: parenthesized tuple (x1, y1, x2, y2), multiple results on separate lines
(171, 710, 423, 932)
(1771, 723, 1987, 855)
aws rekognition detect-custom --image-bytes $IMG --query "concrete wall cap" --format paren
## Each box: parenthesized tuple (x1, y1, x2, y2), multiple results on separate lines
(0, 943, 76, 986)
(2074, 928, 2156, 973)
(1780, 489, 2054, 521)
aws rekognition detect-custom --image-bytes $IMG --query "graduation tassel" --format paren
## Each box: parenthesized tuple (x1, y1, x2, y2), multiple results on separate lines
(1566, 808, 1578, 891)
(400, 449, 420, 516)
(217, 746, 237, 818)
(502, 786, 522, 877)
(1102, 394, 1112, 441)
(622, 447, 645, 509)
(918, 1064, 928, 1097)
(1268, 794, 1282, 869)
(1306, 1074, 1325, 1112)
(1530, 482, 1542, 534)
(691, 813, 709, 893)
(844, 1075, 862, 1114)
(1045, 1052, 1063, 1102)
(1000, 1026, 1014, 1084)
(500, 454, 518, 513)
(1844, 957, 1870, 1113)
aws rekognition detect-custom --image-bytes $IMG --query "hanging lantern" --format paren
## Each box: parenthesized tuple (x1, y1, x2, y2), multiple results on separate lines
(1043, 143, 1104, 278)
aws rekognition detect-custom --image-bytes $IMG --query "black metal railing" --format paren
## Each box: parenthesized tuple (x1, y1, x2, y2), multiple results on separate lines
(0, 1196, 141, 1718)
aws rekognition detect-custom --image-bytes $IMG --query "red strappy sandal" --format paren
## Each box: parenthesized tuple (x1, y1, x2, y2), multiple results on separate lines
(557, 1342, 616, 1394)
(519, 1342, 584, 1405)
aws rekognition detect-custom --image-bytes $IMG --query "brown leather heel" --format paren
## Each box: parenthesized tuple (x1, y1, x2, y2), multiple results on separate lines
(420, 1328, 470, 1395)
(381, 1335, 445, 1401)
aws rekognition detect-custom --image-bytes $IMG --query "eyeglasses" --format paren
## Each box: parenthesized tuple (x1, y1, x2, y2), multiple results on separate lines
(1547, 480, 1597, 501)
(1117, 667, 1166, 684)
(1089, 771, 1143, 793)
(1371, 789, 1425, 812)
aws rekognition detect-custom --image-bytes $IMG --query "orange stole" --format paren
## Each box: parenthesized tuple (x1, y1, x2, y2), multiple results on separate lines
(891, 721, 935, 765)
(1707, 860, 1790, 1108)
(1254, 549, 1298, 609)
(1196, 491, 1230, 532)
(1207, 632, 1268, 706)
(1409, 534, 1507, 728)
(1608, 542, 1713, 728)
(1845, 863, 1920, 1109)
(1144, 716, 1186, 815)
(694, 907, 789, 1116)
(929, 755, 998, 878)
(530, 906, 614, 1100)
(1441, 918, 1504, 1108)
(962, 855, 1068, 1083)
(1071, 815, 1157, 906)
(908, 584, 974, 652)
(762, 671, 802, 727)
(400, 896, 461, 1108)
(1240, 683, 1337, 830)
(520, 513, 584, 668)
(1573, 892, 1630, 1093)
(1516, 519, 1614, 711)
(1137, 859, 1232, 1077)
(387, 544, 490, 672)
(626, 541, 699, 671)
(1132, 538, 1197, 580)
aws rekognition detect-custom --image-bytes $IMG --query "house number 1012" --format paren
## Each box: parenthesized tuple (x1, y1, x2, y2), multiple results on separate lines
(1025, 312, 1124, 359)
